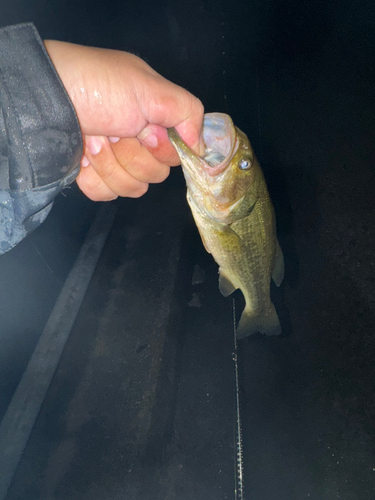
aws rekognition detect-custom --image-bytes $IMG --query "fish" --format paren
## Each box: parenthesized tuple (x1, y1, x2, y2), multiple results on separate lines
(168, 113, 284, 338)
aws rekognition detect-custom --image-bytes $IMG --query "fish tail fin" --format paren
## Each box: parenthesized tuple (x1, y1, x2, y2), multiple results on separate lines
(236, 303, 281, 339)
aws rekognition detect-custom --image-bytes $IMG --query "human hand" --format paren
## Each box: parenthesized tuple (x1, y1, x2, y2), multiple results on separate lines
(44, 40, 204, 201)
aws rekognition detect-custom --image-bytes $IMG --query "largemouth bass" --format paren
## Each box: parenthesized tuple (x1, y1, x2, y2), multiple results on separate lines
(168, 113, 284, 338)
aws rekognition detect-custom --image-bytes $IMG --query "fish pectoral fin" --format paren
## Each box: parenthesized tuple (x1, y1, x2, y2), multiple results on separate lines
(218, 270, 237, 297)
(227, 222, 244, 242)
(272, 240, 285, 287)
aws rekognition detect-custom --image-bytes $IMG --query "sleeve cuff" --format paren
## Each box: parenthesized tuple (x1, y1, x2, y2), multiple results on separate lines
(0, 23, 83, 254)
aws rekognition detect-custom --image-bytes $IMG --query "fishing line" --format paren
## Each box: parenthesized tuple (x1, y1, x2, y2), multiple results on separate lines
(233, 298, 245, 500)
(220, 10, 229, 113)
(255, 68, 263, 160)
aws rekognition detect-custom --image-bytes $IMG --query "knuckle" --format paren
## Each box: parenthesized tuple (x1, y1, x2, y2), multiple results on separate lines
(77, 181, 102, 201)
(154, 166, 170, 183)
(85, 188, 118, 202)
(96, 158, 117, 179)
(89, 193, 108, 202)
(130, 182, 149, 198)
(185, 90, 204, 119)
(77, 170, 116, 202)
(138, 164, 169, 184)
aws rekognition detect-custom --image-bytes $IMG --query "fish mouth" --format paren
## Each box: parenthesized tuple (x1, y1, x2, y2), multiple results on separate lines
(168, 113, 238, 180)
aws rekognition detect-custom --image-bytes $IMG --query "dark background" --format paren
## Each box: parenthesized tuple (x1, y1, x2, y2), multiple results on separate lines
(1, 0, 375, 499)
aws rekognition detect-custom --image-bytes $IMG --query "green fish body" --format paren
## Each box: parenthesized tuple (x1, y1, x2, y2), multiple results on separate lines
(168, 113, 284, 338)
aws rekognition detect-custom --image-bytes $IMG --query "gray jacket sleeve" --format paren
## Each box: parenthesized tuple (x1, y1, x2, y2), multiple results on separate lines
(0, 23, 83, 254)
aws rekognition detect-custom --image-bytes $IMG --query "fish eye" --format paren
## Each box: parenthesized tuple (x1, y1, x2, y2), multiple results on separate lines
(238, 159, 252, 171)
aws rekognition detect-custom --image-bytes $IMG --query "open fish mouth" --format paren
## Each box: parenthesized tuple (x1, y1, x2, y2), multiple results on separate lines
(168, 113, 238, 178)
(201, 114, 237, 174)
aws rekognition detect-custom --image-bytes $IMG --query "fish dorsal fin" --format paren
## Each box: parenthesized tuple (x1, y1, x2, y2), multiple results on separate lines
(219, 270, 237, 297)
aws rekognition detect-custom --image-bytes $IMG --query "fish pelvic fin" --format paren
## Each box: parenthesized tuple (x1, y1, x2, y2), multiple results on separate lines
(236, 303, 281, 339)
(219, 269, 237, 297)
(272, 240, 285, 287)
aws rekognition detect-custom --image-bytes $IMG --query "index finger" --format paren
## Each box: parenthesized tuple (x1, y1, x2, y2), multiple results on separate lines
(137, 125, 181, 166)
(135, 78, 205, 161)
(136, 108, 205, 167)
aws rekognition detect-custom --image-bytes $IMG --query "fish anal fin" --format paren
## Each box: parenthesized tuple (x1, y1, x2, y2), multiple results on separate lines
(219, 270, 237, 297)
(272, 240, 285, 287)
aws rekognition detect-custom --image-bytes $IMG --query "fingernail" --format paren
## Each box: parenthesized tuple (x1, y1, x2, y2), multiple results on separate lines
(137, 127, 158, 148)
(87, 136, 103, 155)
(81, 155, 90, 167)
(109, 136, 120, 143)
